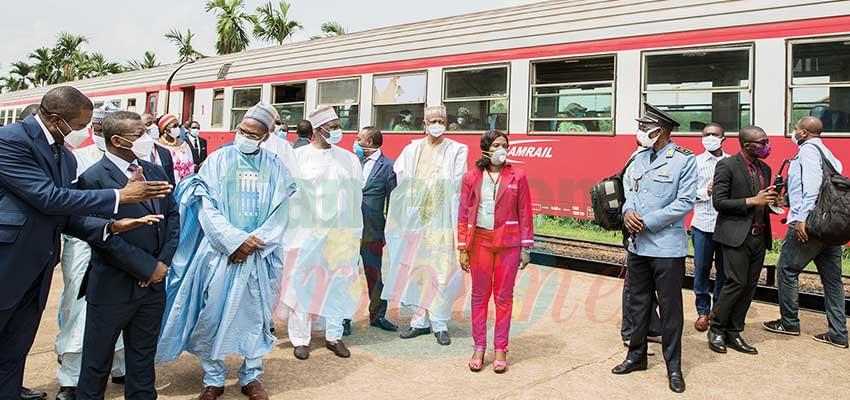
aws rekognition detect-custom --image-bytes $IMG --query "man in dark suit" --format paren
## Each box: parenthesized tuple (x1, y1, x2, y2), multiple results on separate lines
(346, 126, 398, 333)
(185, 120, 208, 171)
(291, 119, 312, 149)
(76, 111, 179, 400)
(0, 87, 171, 400)
(709, 125, 776, 355)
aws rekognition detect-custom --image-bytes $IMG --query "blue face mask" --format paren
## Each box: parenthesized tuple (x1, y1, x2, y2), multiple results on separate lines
(323, 128, 343, 145)
(353, 142, 365, 158)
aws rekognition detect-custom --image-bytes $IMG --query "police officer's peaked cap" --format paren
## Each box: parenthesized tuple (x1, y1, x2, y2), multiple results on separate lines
(636, 103, 680, 129)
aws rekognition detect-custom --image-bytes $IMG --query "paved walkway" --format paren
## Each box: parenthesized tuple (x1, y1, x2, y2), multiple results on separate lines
(24, 264, 849, 399)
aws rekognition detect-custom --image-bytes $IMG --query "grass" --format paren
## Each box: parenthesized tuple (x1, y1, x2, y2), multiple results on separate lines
(534, 215, 850, 276)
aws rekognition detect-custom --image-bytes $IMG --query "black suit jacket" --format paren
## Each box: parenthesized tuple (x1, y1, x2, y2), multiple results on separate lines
(186, 136, 208, 166)
(712, 153, 773, 250)
(77, 157, 180, 305)
(0, 116, 114, 311)
(155, 145, 176, 186)
(361, 153, 397, 242)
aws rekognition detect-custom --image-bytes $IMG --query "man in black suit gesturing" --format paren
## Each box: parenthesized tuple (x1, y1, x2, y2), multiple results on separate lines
(75, 111, 180, 400)
(708, 125, 776, 355)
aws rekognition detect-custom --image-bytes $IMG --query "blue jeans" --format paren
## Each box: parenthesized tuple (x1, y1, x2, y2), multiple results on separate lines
(692, 228, 726, 316)
(777, 226, 847, 341)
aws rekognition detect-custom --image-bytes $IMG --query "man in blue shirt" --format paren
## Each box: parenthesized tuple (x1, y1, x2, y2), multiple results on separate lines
(763, 116, 847, 348)
(611, 104, 697, 394)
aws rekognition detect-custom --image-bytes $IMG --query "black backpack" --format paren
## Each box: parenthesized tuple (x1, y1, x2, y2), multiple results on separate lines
(590, 156, 636, 231)
(804, 146, 850, 246)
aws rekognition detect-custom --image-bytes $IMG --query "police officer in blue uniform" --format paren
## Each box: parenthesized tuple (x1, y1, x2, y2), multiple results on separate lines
(611, 103, 697, 394)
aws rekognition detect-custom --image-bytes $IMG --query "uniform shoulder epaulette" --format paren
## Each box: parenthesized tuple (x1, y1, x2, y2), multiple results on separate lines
(675, 146, 694, 156)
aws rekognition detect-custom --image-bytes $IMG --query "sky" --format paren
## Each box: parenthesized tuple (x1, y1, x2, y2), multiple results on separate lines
(0, 0, 542, 75)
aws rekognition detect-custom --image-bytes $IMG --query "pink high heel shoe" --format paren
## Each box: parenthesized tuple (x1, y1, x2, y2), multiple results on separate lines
(468, 350, 486, 372)
(493, 350, 509, 374)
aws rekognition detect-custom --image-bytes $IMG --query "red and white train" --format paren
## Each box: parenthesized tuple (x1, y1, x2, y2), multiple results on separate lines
(2, 0, 849, 238)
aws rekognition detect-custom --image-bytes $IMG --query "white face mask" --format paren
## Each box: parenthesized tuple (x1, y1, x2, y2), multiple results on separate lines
(427, 123, 446, 138)
(488, 148, 508, 165)
(790, 130, 803, 146)
(55, 117, 89, 149)
(235, 132, 262, 154)
(117, 134, 155, 159)
(168, 127, 181, 138)
(147, 125, 160, 139)
(701, 135, 723, 152)
(636, 127, 661, 148)
(92, 134, 106, 152)
(189, 128, 200, 137)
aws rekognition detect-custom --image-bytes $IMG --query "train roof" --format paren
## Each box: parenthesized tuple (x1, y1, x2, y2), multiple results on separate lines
(2, 0, 849, 105)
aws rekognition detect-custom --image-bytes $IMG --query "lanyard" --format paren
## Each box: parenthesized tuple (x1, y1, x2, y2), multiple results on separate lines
(487, 170, 501, 200)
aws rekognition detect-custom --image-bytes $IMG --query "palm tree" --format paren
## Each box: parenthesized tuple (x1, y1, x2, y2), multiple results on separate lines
(310, 21, 346, 40)
(0, 75, 25, 92)
(126, 51, 161, 71)
(53, 32, 89, 82)
(205, 0, 257, 55)
(165, 28, 205, 62)
(29, 47, 57, 86)
(84, 53, 124, 78)
(9, 62, 33, 90)
(253, 1, 302, 45)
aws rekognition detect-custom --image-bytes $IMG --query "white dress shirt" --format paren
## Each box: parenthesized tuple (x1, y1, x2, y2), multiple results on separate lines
(362, 149, 381, 186)
(35, 114, 121, 214)
(104, 150, 139, 179)
(691, 151, 728, 233)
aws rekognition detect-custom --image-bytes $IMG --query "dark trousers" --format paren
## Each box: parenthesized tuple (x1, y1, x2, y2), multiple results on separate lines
(621, 268, 661, 341)
(625, 253, 684, 373)
(77, 291, 165, 400)
(692, 228, 726, 316)
(777, 227, 847, 340)
(711, 233, 765, 333)
(361, 240, 388, 321)
(0, 276, 45, 400)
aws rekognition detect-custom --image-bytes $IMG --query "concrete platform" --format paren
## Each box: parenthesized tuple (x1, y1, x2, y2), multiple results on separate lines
(24, 264, 849, 399)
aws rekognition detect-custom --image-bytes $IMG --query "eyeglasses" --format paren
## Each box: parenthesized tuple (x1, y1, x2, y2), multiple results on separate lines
(236, 127, 266, 141)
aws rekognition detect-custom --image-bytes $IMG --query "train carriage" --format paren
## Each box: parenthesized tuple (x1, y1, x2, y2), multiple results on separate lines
(2, 0, 850, 238)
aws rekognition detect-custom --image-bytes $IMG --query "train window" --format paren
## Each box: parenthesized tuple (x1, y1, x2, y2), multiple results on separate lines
(443, 65, 509, 132)
(127, 98, 137, 112)
(372, 72, 427, 133)
(530, 56, 615, 134)
(643, 46, 752, 133)
(272, 82, 306, 129)
(318, 77, 360, 131)
(93, 101, 104, 109)
(0, 110, 5, 126)
(788, 38, 850, 136)
(211, 90, 224, 128)
(230, 87, 261, 130)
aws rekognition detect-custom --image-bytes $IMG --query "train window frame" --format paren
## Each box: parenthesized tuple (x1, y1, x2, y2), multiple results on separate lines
(271, 81, 307, 130)
(0, 110, 6, 126)
(528, 54, 617, 136)
(641, 44, 754, 136)
(786, 36, 850, 137)
(211, 89, 225, 128)
(230, 86, 262, 131)
(441, 63, 510, 134)
(371, 70, 428, 134)
(317, 76, 361, 132)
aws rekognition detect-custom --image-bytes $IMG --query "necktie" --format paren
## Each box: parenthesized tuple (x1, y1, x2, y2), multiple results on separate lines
(51, 143, 61, 161)
(127, 164, 155, 210)
(650, 151, 657, 163)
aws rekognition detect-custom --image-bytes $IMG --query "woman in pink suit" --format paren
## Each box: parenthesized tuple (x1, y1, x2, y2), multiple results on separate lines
(458, 130, 534, 373)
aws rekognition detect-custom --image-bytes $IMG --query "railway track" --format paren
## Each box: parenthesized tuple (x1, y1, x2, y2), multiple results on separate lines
(531, 234, 850, 316)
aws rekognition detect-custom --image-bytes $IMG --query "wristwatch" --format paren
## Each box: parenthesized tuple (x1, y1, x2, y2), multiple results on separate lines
(106, 219, 117, 234)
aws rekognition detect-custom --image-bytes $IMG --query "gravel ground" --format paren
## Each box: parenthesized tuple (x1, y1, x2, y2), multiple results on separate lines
(534, 239, 850, 296)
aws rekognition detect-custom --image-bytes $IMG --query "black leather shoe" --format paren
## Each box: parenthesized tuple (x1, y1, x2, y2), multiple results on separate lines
(668, 371, 686, 393)
(55, 387, 75, 400)
(611, 359, 647, 375)
(707, 329, 727, 354)
(342, 319, 352, 337)
(21, 387, 46, 400)
(434, 331, 451, 346)
(370, 317, 398, 332)
(111, 376, 125, 385)
(725, 333, 757, 354)
(399, 327, 431, 339)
